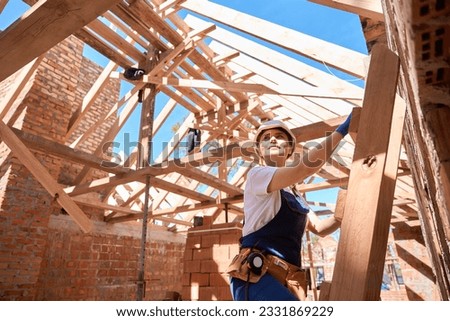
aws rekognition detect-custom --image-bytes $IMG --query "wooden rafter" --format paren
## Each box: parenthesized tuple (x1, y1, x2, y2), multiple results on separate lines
(185, 14, 365, 100)
(65, 61, 119, 141)
(181, 0, 367, 78)
(309, 0, 384, 22)
(0, 121, 92, 232)
(11, 127, 128, 175)
(0, 0, 8, 14)
(124, 75, 363, 99)
(0, 56, 44, 120)
(0, 0, 422, 237)
(0, 0, 122, 82)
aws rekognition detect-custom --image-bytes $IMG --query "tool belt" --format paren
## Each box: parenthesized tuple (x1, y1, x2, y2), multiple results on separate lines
(226, 248, 308, 300)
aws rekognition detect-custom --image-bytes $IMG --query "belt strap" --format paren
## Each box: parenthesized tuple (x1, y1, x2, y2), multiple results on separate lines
(265, 254, 304, 285)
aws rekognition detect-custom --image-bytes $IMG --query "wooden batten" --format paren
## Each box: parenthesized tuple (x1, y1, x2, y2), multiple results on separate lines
(309, 0, 384, 22)
(181, 0, 367, 78)
(0, 0, 123, 81)
(0, 121, 92, 233)
(328, 44, 403, 300)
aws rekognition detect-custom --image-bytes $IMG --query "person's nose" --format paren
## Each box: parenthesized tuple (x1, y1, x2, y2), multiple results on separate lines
(269, 135, 277, 143)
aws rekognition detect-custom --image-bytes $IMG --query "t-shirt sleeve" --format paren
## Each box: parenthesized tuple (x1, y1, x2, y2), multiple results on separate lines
(246, 166, 278, 196)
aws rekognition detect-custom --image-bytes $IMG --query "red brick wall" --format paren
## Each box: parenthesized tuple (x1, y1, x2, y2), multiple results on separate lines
(182, 222, 241, 301)
(34, 215, 185, 300)
(391, 221, 440, 300)
(0, 35, 186, 300)
(0, 36, 84, 300)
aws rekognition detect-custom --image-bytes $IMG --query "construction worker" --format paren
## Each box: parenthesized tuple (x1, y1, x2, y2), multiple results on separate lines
(227, 114, 352, 300)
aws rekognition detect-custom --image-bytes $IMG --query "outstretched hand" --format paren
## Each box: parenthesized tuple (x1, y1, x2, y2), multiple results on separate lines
(335, 113, 352, 137)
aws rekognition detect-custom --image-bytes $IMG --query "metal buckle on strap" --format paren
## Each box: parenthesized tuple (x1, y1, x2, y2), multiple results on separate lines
(273, 257, 289, 271)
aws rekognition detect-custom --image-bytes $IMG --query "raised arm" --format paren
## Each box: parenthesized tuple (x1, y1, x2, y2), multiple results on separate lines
(267, 131, 344, 193)
(306, 211, 341, 237)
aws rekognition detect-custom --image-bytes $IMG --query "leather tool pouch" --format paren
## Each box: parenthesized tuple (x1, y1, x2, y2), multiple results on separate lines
(225, 248, 269, 283)
(226, 248, 308, 300)
(286, 269, 308, 301)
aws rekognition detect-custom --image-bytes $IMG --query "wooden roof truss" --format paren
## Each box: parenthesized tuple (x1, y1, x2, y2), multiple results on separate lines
(0, 0, 419, 235)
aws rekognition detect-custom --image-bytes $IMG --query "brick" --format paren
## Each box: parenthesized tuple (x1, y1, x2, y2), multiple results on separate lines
(191, 273, 209, 286)
(209, 273, 230, 287)
(192, 248, 212, 260)
(182, 272, 191, 286)
(211, 245, 230, 260)
(184, 260, 201, 273)
(181, 287, 192, 301)
(201, 234, 220, 247)
(185, 235, 201, 249)
(0, 34, 209, 301)
(220, 233, 241, 245)
(200, 260, 219, 273)
(215, 286, 233, 301)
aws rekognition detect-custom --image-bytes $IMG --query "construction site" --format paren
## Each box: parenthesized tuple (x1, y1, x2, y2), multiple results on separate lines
(0, 0, 449, 301)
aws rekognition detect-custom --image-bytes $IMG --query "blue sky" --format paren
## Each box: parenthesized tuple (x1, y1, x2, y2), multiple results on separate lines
(1, 0, 366, 205)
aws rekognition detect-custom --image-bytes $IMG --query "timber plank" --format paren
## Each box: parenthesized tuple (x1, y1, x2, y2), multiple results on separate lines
(309, 0, 384, 21)
(0, 0, 8, 14)
(0, 121, 92, 232)
(0, 0, 122, 81)
(181, 0, 367, 78)
(0, 56, 43, 120)
(328, 44, 402, 300)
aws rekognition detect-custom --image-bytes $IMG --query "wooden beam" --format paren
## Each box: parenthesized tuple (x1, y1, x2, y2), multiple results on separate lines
(102, 11, 149, 49)
(104, 184, 147, 221)
(127, 0, 247, 103)
(75, 27, 133, 68)
(110, 4, 167, 52)
(185, 14, 365, 100)
(72, 90, 141, 185)
(156, 0, 187, 17)
(0, 0, 8, 14)
(69, 83, 145, 148)
(0, 56, 43, 120)
(291, 112, 359, 142)
(11, 127, 128, 175)
(72, 195, 142, 215)
(0, 121, 92, 232)
(334, 189, 347, 222)
(110, 212, 193, 226)
(65, 61, 119, 141)
(181, 0, 367, 78)
(175, 166, 243, 196)
(108, 194, 243, 223)
(64, 139, 255, 197)
(125, 75, 363, 99)
(151, 177, 212, 202)
(86, 19, 145, 62)
(328, 44, 402, 300)
(0, 0, 122, 82)
(297, 178, 349, 193)
(309, 0, 384, 22)
(212, 50, 240, 66)
(153, 195, 243, 217)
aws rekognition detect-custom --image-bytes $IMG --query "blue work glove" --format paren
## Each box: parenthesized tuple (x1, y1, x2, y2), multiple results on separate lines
(335, 113, 352, 136)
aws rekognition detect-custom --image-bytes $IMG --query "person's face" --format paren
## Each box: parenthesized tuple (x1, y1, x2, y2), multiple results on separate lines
(258, 128, 293, 165)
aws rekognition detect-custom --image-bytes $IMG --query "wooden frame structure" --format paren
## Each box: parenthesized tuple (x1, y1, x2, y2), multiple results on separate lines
(1, 0, 448, 300)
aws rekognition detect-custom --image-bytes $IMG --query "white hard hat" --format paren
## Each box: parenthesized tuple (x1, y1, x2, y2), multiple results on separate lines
(254, 120, 297, 157)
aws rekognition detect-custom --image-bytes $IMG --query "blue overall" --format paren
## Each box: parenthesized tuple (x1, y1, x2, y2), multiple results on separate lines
(230, 189, 309, 301)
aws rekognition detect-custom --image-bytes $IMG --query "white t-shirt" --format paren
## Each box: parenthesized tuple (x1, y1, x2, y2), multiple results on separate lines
(243, 165, 289, 236)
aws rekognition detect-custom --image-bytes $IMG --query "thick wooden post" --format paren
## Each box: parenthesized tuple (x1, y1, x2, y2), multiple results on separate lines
(136, 49, 159, 301)
(327, 44, 405, 300)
